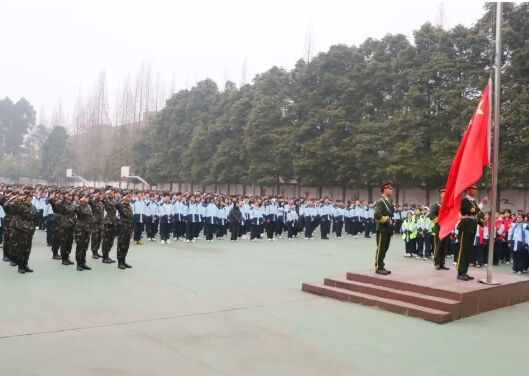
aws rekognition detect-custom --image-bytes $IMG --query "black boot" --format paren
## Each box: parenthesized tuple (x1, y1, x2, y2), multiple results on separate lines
(76, 264, 84, 271)
(102, 253, 113, 264)
(81, 256, 91, 270)
(18, 265, 26, 274)
(3, 250, 9, 262)
(123, 257, 132, 269)
(52, 251, 61, 260)
(10, 259, 17, 267)
(92, 250, 102, 259)
(117, 259, 126, 270)
(23, 255, 33, 273)
(62, 257, 73, 266)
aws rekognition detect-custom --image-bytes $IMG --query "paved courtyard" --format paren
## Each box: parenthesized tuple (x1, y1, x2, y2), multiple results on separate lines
(0, 231, 527, 376)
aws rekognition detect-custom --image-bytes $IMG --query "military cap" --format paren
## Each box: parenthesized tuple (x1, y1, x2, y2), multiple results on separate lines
(438, 186, 446, 193)
(379, 182, 393, 192)
(466, 184, 478, 190)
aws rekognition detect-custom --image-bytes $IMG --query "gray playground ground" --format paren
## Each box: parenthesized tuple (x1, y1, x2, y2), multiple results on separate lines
(0, 231, 527, 376)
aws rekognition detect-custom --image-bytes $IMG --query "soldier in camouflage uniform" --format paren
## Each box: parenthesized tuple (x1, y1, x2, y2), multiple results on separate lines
(101, 188, 118, 264)
(116, 193, 133, 269)
(49, 191, 64, 260)
(74, 193, 93, 271)
(3, 190, 18, 266)
(1, 191, 13, 264)
(50, 191, 76, 265)
(88, 188, 104, 259)
(10, 189, 36, 274)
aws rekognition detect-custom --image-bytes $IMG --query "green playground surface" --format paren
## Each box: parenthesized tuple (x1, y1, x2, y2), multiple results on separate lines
(0, 232, 527, 376)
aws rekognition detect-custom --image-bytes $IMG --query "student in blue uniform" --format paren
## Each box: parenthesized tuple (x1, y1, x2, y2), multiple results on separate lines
(286, 203, 299, 240)
(318, 197, 332, 240)
(332, 200, 345, 239)
(158, 193, 173, 244)
(304, 199, 315, 240)
(132, 191, 147, 245)
(204, 196, 218, 243)
(186, 195, 200, 243)
(43, 198, 54, 246)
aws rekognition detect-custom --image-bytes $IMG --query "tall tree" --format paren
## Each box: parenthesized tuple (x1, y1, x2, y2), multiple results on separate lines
(40, 126, 74, 184)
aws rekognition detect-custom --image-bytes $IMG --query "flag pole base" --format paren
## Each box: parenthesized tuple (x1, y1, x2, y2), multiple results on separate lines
(479, 279, 501, 285)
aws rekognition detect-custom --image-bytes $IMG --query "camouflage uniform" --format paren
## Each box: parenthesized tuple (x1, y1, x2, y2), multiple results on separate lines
(101, 194, 118, 262)
(10, 198, 35, 273)
(3, 196, 16, 265)
(49, 199, 64, 259)
(50, 197, 76, 263)
(74, 202, 92, 268)
(116, 200, 133, 268)
(88, 196, 104, 258)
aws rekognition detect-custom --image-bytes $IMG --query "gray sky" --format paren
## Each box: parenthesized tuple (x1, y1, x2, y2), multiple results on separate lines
(0, 0, 486, 125)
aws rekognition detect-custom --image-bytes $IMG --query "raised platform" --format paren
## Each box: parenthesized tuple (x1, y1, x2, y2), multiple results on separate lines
(302, 264, 529, 323)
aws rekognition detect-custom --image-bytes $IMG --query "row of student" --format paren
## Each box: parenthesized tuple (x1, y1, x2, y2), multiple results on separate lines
(401, 208, 529, 275)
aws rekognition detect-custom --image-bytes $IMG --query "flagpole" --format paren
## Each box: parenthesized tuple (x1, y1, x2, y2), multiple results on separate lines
(481, 2, 502, 285)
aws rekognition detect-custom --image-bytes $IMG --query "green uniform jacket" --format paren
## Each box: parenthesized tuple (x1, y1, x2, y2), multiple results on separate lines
(457, 197, 484, 233)
(374, 195, 393, 234)
(75, 203, 93, 232)
(428, 201, 441, 234)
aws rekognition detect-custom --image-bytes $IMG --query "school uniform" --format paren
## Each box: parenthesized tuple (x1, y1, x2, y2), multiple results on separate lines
(286, 209, 299, 239)
(265, 202, 278, 240)
(351, 205, 364, 238)
(216, 206, 228, 238)
(145, 199, 158, 240)
(423, 216, 433, 259)
(158, 202, 173, 242)
(304, 205, 315, 239)
(493, 218, 505, 265)
(204, 203, 218, 241)
(186, 202, 201, 242)
(508, 221, 528, 273)
(132, 198, 148, 242)
(401, 218, 417, 256)
(318, 203, 332, 239)
(250, 205, 265, 240)
(172, 200, 185, 240)
(275, 204, 285, 237)
(43, 201, 54, 246)
(32, 195, 46, 230)
(364, 206, 374, 238)
(333, 206, 345, 238)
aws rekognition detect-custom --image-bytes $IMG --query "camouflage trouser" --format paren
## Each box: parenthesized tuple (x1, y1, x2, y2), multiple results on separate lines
(117, 225, 132, 260)
(90, 222, 103, 252)
(60, 227, 74, 259)
(4, 224, 12, 259)
(102, 224, 116, 257)
(75, 226, 90, 264)
(51, 220, 62, 256)
(12, 228, 33, 266)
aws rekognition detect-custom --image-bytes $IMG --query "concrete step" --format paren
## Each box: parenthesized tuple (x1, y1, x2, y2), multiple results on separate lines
(346, 271, 462, 301)
(302, 281, 452, 323)
(324, 276, 461, 318)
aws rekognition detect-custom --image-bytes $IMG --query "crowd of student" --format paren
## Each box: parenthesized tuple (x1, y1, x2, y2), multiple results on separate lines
(1, 183, 527, 276)
(391, 203, 529, 274)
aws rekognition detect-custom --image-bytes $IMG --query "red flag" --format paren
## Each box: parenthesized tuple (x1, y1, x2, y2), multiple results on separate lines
(438, 83, 490, 240)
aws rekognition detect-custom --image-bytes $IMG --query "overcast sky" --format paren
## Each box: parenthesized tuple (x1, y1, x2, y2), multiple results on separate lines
(0, 0, 486, 125)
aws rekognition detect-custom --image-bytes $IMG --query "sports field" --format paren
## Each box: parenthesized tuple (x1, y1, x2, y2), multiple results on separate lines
(0, 232, 526, 376)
